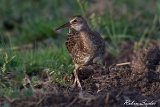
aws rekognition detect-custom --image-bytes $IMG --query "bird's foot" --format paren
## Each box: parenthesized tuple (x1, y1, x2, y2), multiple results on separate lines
(69, 80, 83, 91)
(70, 82, 76, 90)
(69, 66, 83, 91)
(77, 81, 83, 91)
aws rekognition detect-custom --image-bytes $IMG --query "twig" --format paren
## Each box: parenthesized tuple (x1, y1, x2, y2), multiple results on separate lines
(4, 95, 16, 103)
(46, 71, 51, 81)
(48, 85, 58, 94)
(0, 44, 33, 52)
(66, 98, 77, 107)
(116, 62, 131, 66)
(23, 70, 35, 92)
(116, 90, 123, 98)
(105, 92, 110, 104)
(36, 96, 45, 105)
(77, 92, 96, 105)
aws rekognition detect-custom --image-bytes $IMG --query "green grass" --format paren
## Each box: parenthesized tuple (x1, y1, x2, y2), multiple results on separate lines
(0, 44, 73, 97)
(0, 44, 73, 78)
(0, 0, 160, 99)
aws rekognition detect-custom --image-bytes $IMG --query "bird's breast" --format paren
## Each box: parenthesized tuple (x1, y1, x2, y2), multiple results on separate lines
(65, 33, 78, 54)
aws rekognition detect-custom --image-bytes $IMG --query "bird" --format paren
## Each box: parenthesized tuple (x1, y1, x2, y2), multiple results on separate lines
(55, 15, 105, 90)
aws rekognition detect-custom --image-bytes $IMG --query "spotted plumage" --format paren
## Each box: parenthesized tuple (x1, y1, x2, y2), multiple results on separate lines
(55, 15, 105, 90)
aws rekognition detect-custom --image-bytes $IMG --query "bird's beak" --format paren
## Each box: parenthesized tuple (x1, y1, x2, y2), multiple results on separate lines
(55, 22, 71, 31)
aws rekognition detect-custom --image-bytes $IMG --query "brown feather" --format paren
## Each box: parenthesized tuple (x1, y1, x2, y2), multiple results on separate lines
(65, 28, 105, 66)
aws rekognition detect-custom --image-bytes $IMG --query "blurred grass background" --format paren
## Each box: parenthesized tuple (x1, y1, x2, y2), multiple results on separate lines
(0, 0, 160, 98)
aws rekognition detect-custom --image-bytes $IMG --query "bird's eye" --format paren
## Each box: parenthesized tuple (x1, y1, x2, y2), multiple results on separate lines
(73, 20, 77, 22)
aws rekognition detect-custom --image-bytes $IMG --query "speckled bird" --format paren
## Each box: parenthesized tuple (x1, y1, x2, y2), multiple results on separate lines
(55, 15, 105, 90)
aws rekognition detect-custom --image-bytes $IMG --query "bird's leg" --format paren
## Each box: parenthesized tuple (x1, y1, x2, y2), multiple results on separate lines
(70, 68, 77, 89)
(70, 65, 82, 91)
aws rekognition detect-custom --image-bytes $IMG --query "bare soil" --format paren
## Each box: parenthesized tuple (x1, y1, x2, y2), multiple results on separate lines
(1, 44, 160, 107)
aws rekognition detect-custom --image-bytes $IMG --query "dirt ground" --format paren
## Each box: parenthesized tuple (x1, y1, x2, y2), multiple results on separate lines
(1, 42, 160, 107)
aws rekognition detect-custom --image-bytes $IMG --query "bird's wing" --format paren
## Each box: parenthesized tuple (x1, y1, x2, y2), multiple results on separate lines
(77, 31, 95, 54)
(70, 30, 105, 65)
(79, 30, 105, 55)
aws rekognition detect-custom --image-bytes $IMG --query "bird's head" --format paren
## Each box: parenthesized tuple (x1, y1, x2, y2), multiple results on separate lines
(55, 15, 89, 31)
